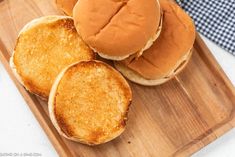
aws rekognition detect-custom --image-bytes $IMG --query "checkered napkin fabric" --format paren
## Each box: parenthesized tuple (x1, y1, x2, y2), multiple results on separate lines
(175, 0, 235, 55)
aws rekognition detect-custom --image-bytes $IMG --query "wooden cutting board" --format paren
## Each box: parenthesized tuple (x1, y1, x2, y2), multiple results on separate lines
(1, 0, 235, 156)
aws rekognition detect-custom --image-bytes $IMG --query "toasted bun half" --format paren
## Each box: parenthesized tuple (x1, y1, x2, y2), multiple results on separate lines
(114, 0, 196, 85)
(48, 60, 132, 145)
(10, 16, 95, 99)
(55, 0, 78, 16)
(73, 0, 161, 60)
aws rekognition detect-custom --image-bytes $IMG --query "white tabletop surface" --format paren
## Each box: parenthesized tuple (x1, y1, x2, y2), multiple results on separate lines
(0, 35, 235, 157)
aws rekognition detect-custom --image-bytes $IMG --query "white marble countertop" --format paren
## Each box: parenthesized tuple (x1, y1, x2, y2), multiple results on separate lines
(0, 35, 235, 157)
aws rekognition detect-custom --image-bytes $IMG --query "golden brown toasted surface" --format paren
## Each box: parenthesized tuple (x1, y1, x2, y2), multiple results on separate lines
(119, 0, 195, 80)
(13, 16, 95, 98)
(56, 0, 78, 16)
(53, 61, 132, 144)
(73, 0, 161, 57)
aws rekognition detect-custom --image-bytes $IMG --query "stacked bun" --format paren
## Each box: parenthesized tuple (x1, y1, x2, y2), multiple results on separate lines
(72, 0, 195, 85)
(114, 0, 196, 85)
(10, 0, 195, 145)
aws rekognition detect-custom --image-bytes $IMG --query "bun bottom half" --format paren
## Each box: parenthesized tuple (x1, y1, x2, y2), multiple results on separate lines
(114, 49, 193, 86)
(49, 60, 132, 145)
(10, 16, 95, 99)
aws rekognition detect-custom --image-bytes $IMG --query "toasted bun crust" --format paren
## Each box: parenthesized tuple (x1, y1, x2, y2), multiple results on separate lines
(73, 0, 161, 60)
(115, 0, 196, 85)
(48, 60, 132, 145)
(55, 0, 78, 16)
(10, 16, 95, 99)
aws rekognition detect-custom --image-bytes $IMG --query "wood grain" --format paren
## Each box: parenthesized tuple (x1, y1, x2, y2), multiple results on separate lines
(0, 0, 235, 157)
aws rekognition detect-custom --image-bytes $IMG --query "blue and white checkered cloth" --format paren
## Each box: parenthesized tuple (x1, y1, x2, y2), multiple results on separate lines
(175, 0, 235, 55)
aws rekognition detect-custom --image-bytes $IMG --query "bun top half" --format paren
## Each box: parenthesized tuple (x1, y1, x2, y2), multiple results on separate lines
(119, 0, 196, 80)
(73, 0, 161, 60)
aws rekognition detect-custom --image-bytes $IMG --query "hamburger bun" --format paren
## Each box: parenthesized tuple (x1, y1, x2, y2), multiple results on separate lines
(55, 0, 78, 16)
(114, 0, 196, 86)
(10, 16, 95, 99)
(73, 0, 162, 60)
(115, 50, 192, 86)
(48, 60, 132, 145)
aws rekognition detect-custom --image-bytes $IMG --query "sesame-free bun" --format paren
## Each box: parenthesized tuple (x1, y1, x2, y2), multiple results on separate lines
(114, 50, 192, 86)
(115, 0, 196, 85)
(48, 60, 132, 145)
(10, 16, 95, 99)
(55, 0, 78, 16)
(73, 0, 161, 60)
